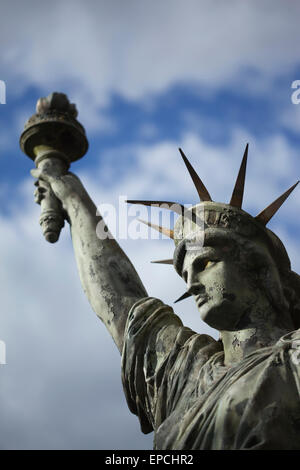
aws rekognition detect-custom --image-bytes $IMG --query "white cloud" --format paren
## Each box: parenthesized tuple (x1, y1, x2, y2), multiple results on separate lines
(1, 0, 300, 131)
(280, 101, 300, 134)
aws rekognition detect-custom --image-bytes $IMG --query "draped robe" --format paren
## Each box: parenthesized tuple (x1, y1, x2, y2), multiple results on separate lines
(121, 298, 300, 450)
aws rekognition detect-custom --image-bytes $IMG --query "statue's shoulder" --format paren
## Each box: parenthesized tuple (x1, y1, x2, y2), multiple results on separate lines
(127, 296, 182, 328)
(125, 296, 221, 359)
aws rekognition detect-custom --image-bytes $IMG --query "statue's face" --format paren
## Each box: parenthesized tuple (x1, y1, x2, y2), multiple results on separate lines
(181, 233, 285, 330)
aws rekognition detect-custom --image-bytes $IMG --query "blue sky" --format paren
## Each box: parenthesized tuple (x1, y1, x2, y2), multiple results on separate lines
(0, 0, 300, 450)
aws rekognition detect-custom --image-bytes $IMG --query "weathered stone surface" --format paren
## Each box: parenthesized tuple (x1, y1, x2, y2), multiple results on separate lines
(24, 94, 300, 450)
(122, 298, 300, 449)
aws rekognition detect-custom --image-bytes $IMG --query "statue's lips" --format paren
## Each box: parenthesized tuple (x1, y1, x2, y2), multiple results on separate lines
(195, 294, 209, 308)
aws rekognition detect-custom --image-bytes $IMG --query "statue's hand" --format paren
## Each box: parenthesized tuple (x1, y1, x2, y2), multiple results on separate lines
(31, 169, 91, 212)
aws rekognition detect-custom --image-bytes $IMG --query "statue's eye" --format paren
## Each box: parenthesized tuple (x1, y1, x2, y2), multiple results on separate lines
(204, 260, 213, 269)
(197, 258, 215, 272)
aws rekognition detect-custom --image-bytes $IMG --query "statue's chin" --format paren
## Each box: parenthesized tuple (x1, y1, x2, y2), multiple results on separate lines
(200, 299, 243, 331)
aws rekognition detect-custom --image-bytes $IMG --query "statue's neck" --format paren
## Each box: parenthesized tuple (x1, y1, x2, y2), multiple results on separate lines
(220, 303, 294, 367)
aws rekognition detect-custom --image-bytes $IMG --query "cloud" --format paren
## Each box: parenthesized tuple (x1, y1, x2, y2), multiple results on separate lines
(280, 101, 300, 134)
(1, 0, 300, 132)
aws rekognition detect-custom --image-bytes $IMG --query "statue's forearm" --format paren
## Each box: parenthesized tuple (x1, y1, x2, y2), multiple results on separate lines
(65, 192, 148, 352)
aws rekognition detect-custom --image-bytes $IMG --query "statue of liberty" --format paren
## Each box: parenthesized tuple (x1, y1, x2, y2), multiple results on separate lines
(23, 93, 300, 450)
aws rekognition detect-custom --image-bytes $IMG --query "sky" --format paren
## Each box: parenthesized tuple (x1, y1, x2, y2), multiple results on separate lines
(0, 0, 300, 450)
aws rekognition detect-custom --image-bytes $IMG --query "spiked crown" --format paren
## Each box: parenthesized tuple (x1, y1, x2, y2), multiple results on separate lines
(127, 145, 298, 301)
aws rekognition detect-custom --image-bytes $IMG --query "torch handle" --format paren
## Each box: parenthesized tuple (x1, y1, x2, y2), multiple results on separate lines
(36, 154, 69, 244)
(20, 93, 88, 243)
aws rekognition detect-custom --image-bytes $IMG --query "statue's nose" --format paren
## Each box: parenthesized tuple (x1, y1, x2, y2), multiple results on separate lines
(186, 270, 205, 295)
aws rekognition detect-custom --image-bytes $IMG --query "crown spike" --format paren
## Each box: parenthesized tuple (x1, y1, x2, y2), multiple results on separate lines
(151, 259, 173, 264)
(230, 143, 248, 208)
(255, 181, 299, 225)
(179, 148, 212, 202)
(174, 291, 192, 303)
(138, 219, 174, 239)
(126, 200, 184, 215)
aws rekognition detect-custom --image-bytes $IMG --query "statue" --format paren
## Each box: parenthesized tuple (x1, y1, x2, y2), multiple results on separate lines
(21, 93, 300, 450)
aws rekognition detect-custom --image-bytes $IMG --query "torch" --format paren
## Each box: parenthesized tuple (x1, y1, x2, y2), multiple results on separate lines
(20, 92, 88, 243)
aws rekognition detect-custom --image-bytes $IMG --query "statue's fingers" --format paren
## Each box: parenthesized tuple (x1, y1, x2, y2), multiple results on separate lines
(31, 169, 41, 179)
(34, 194, 44, 204)
(34, 186, 46, 204)
(34, 187, 46, 198)
(30, 169, 56, 185)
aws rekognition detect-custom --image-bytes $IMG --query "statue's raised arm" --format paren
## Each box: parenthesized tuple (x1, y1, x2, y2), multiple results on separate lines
(20, 92, 147, 352)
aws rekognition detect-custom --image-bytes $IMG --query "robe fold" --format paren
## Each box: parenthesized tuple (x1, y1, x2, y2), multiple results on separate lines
(121, 297, 300, 450)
